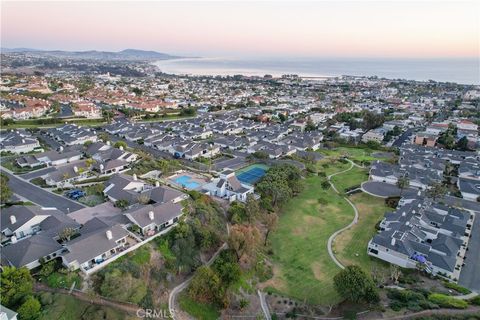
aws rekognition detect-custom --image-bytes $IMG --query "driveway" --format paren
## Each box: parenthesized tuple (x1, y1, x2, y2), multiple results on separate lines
(361, 181, 418, 198)
(459, 213, 480, 292)
(1, 169, 85, 213)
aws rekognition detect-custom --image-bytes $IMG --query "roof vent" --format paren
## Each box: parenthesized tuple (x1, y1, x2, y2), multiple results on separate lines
(391, 238, 396, 246)
(10, 215, 16, 224)
(106, 230, 113, 240)
(149, 211, 155, 220)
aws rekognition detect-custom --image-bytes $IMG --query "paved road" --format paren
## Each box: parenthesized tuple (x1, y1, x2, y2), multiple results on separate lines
(19, 166, 56, 180)
(459, 212, 480, 293)
(392, 128, 415, 148)
(1, 167, 85, 213)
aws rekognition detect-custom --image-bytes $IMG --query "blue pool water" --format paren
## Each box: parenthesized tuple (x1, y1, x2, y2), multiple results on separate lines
(236, 166, 267, 185)
(173, 175, 200, 189)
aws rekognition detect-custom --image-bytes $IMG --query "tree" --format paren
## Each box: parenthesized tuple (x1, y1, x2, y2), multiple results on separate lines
(17, 296, 41, 320)
(263, 212, 278, 246)
(188, 266, 222, 304)
(244, 194, 261, 223)
(0, 173, 12, 204)
(59, 227, 75, 242)
(83, 140, 93, 147)
(427, 182, 447, 201)
(114, 141, 128, 149)
(227, 224, 260, 264)
(396, 176, 410, 197)
(98, 132, 110, 143)
(456, 136, 470, 151)
(389, 265, 402, 285)
(115, 199, 129, 210)
(0, 266, 34, 308)
(362, 111, 385, 130)
(333, 265, 379, 304)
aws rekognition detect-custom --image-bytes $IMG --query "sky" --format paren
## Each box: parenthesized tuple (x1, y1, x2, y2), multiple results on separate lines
(1, 1, 479, 59)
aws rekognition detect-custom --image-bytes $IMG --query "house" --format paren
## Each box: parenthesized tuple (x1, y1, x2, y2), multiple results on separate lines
(457, 177, 480, 202)
(203, 169, 254, 202)
(62, 218, 130, 272)
(72, 101, 102, 118)
(86, 142, 137, 176)
(42, 161, 90, 188)
(16, 149, 82, 168)
(0, 131, 41, 154)
(368, 198, 472, 280)
(362, 128, 387, 143)
(0, 305, 18, 320)
(124, 202, 184, 236)
(103, 174, 147, 204)
(0, 206, 80, 270)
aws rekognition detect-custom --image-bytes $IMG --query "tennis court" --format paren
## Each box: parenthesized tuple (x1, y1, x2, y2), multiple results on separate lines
(236, 164, 269, 185)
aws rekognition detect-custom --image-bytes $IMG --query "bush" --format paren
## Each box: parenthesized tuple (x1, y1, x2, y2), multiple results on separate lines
(385, 196, 400, 208)
(469, 296, 480, 306)
(428, 293, 468, 309)
(318, 198, 328, 205)
(443, 281, 471, 295)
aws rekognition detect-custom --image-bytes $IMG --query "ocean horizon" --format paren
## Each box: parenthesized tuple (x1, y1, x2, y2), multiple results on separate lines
(154, 57, 480, 85)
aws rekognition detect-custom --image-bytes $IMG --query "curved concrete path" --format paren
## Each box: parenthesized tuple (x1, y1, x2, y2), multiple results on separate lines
(326, 159, 359, 270)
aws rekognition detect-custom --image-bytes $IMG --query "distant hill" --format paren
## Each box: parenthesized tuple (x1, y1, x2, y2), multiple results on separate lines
(0, 48, 181, 61)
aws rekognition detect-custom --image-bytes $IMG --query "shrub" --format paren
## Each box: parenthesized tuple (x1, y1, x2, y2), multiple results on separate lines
(469, 296, 480, 306)
(428, 293, 468, 309)
(318, 198, 328, 205)
(443, 281, 471, 295)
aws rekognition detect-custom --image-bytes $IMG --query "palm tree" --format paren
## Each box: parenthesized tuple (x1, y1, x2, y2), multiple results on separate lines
(396, 176, 410, 197)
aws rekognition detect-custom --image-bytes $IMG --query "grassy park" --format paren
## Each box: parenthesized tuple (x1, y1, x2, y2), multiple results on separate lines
(267, 170, 354, 305)
(265, 149, 388, 305)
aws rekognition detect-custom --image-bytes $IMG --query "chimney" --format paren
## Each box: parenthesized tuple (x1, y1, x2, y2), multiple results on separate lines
(119, 146, 124, 151)
(59, 146, 64, 152)
(10, 215, 16, 224)
(106, 230, 113, 240)
(22, 139, 25, 143)
(155, 181, 160, 187)
(391, 238, 396, 246)
(149, 211, 155, 220)
(73, 166, 78, 173)
(133, 174, 137, 181)
(106, 141, 111, 146)
(11, 235, 17, 244)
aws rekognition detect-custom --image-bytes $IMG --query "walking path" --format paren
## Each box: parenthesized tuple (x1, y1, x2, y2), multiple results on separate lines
(258, 290, 272, 320)
(168, 203, 230, 320)
(326, 159, 359, 270)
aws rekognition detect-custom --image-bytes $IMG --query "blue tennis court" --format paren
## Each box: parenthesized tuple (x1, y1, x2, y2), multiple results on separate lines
(236, 165, 268, 185)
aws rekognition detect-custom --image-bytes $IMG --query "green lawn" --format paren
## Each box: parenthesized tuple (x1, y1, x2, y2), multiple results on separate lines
(331, 166, 369, 193)
(268, 168, 355, 305)
(334, 193, 389, 272)
(178, 293, 220, 320)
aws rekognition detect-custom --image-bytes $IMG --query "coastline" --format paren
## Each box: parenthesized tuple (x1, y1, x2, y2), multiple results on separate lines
(153, 57, 480, 85)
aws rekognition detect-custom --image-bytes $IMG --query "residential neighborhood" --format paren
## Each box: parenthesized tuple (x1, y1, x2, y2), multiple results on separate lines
(1, 49, 479, 320)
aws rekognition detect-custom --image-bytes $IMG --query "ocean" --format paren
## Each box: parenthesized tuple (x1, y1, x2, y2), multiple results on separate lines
(154, 57, 479, 85)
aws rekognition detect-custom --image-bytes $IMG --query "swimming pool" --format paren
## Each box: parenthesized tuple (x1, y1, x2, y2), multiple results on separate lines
(236, 164, 269, 185)
(173, 175, 200, 189)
